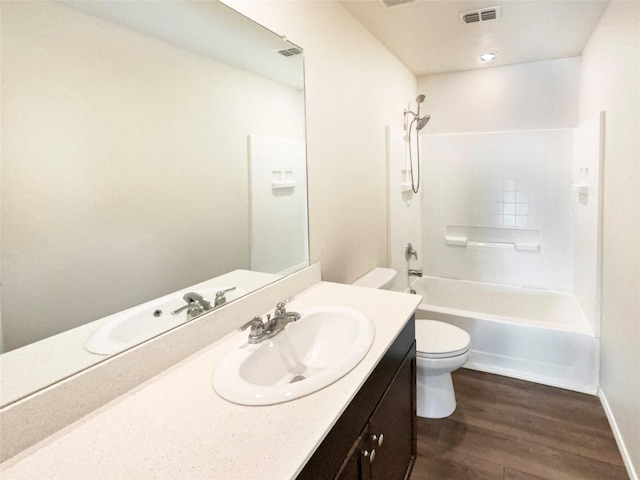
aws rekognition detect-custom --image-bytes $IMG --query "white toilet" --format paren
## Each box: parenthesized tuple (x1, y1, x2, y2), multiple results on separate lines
(352, 267, 397, 290)
(352, 268, 471, 419)
(415, 319, 470, 418)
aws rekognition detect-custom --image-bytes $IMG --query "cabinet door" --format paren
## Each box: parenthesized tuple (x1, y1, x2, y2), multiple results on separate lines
(368, 344, 416, 480)
(335, 426, 371, 480)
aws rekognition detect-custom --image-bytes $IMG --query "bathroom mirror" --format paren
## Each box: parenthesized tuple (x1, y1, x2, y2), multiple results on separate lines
(0, 0, 308, 406)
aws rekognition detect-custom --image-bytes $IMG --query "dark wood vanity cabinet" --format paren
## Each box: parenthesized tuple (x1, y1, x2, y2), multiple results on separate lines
(298, 316, 416, 480)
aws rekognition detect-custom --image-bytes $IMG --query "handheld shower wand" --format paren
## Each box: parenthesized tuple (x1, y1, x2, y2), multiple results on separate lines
(404, 95, 431, 193)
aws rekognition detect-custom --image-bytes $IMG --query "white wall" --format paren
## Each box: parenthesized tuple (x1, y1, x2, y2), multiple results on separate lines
(579, 2, 640, 478)
(1, 1, 304, 349)
(223, 0, 417, 284)
(418, 57, 580, 134)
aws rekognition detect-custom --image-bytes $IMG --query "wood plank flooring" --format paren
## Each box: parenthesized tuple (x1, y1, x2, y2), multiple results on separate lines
(410, 369, 629, 480)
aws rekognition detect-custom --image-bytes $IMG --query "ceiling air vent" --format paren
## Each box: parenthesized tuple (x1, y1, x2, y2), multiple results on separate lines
(460, 6, 502, 24)
(277, 47, 303, 57)
(381, 0, 415, 7)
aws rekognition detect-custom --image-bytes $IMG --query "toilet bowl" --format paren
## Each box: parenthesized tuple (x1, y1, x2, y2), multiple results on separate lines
(416, 320, 471, 418)
(351, 268, 471, 419)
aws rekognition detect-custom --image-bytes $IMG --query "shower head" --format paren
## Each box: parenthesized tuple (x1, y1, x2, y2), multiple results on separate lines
(404, 94, 429, 131)
(416, 114, 430, 131)
(415, 94, 426, 115)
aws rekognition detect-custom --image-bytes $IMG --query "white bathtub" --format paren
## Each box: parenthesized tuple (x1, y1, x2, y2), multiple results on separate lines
(411, 276, 599, 394)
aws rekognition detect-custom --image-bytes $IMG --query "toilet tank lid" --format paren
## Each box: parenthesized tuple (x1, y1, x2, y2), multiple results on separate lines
(352, 267, 397, 289)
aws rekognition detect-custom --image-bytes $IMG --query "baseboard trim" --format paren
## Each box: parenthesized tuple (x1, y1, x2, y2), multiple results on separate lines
(462, 359, 598, 395)
(598, 387, 638, 480)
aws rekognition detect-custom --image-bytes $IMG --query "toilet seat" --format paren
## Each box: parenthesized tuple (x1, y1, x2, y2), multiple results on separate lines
(416, 320, 471, 359)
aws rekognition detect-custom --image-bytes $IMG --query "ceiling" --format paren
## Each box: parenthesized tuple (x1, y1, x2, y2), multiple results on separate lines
(340, 0, 610, 76)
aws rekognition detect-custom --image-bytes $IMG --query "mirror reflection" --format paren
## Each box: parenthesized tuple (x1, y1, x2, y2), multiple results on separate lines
(0, 0, 308, 406)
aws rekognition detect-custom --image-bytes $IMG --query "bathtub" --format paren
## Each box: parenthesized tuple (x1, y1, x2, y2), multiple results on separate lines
(411, 276, 599, 394)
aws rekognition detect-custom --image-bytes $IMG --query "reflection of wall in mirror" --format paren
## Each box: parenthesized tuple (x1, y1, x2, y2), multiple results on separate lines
(0, 1, 305, 351)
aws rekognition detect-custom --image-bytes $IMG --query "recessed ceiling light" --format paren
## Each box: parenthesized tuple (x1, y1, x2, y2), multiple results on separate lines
(480, 51, 497, 62)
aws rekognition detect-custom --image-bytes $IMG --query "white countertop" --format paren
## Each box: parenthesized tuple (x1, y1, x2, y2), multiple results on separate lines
(1, 281, 420, 479)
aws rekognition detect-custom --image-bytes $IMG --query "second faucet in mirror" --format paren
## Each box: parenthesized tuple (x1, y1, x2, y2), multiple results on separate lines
(171, 287, 237, 320)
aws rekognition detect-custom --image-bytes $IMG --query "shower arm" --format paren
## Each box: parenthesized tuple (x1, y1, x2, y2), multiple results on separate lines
(403, 104, 415, 130)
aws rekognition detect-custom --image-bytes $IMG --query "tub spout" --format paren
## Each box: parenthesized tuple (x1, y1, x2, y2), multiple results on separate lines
(408, 269, 423, 277)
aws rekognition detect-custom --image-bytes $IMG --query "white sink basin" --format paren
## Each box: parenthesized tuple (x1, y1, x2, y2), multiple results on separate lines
(85, 286, 246, 355)
(212, 306, 375, 405)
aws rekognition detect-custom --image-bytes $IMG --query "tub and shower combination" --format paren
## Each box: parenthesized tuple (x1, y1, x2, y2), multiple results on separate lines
(411, 276, 599, 394)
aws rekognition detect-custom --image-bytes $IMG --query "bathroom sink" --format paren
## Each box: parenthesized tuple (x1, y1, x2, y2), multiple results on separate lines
(212, 306, 375, 405)
(85, 286, 246, 355)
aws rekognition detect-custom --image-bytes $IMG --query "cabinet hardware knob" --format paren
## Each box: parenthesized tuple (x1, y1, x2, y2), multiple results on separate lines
(363, 449, 376, 463)
(371, 433, 384, 447)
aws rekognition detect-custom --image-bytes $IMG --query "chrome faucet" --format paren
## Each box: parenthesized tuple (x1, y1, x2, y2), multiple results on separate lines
(408, 269, 423, 277)
(171, 292, 212, 320)
(170, 287, 237, 320)
(239, 299, 301, 344)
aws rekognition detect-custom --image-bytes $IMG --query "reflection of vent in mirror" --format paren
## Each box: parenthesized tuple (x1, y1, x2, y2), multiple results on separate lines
(277, 47, 303, 57)
(460, 6, 502, 23)
(380, 0, 415, 7)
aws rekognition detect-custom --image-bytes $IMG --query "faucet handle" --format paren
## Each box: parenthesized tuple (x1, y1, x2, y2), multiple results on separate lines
(239, 316, 266, 342)
(405, 242, 418, 261)
(214, 287, 236, 307)
(217, 287, 236, 295)
(239, 316, 264, 332)
(274, 297, 295, 316)
(239, 316, 264, 337)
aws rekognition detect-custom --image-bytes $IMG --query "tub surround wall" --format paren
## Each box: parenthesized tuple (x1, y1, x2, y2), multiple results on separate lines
(421, 129, 574, 291)
(571, 113, 605, 338)
(223, 0, 417, 285)
(387, 126, 423, 292)
(579, 2, 640, 478)
(248, 135, 309, 275)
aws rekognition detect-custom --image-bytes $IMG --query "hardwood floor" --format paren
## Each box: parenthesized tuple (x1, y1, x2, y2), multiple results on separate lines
(410, 369, 629, 480)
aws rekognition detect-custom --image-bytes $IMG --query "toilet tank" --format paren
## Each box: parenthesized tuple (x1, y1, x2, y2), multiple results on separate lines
(352, 268, 397, 290)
